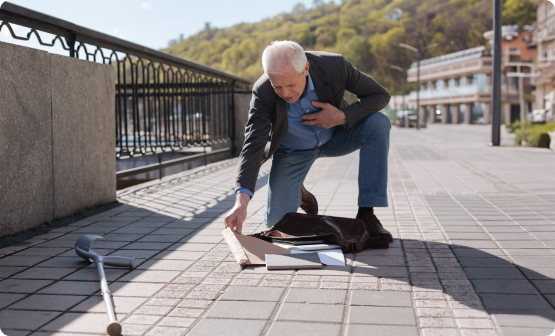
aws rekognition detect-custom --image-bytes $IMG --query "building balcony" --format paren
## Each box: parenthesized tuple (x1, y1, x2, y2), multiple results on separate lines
(535, 14, 555, 42)
(409, 84, 491, 101)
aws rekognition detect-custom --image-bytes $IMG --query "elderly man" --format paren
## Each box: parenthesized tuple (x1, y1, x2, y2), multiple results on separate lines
(224, 40, 392, 245)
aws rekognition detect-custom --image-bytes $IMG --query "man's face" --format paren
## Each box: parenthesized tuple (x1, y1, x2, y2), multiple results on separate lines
(267, 62, 310, 104)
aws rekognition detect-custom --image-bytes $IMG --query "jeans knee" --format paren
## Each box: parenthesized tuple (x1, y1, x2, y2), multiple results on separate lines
(363, 112, 391, 136)
(264, 211, 280, 228)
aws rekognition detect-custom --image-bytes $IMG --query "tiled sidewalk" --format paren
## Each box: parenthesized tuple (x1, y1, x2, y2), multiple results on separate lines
(0, 124, 554, 336)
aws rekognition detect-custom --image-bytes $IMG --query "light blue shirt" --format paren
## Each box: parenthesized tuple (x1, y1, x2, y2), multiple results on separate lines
(277, 73, 335, 152)
(237, 73, 335, 197)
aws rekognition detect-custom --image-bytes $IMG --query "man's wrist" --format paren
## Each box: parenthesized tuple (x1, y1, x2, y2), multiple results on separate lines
(338, 110, 347, 126)
(236, 192, 251, 208)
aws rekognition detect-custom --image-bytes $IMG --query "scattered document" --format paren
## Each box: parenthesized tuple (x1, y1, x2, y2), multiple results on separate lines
(271, 239, 329, 245)
(272, 242, 343, 251)
(265, 253, 322, 270)
(222, 228, 290, 268)
(291, 249, 345, 266)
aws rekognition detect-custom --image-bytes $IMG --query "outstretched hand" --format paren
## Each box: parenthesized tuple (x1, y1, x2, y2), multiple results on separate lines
(224, 193, 250, 234)
(301, 101, 346, 129)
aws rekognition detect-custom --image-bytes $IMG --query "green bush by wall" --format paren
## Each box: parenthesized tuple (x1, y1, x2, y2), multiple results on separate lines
(506, 121, 555, 148)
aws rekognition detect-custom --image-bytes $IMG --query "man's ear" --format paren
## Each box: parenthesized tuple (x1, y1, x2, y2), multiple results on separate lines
(304, 62, 310, 76)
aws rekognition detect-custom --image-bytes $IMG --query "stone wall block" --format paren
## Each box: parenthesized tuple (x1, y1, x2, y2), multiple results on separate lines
(0, 42, 54, 236)
(233, 92, 251, 155)
(50, 55, 116, 218)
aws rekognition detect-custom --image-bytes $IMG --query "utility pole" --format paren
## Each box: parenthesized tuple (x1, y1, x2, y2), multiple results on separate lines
(491, 0, 502, 146)
(390, 65, 407, 126)
(506, 64, 539, 144)
(392, 79, 397, 120)
(416, 49, 420, 129)
(399, 43, 438, 129)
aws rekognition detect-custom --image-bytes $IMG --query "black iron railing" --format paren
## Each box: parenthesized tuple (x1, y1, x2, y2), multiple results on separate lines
(0, 2, 251, 165)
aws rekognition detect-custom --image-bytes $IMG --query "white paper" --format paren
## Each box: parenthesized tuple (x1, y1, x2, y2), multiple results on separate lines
(291, 249, 345, 266)
(272, 242, 343, 251)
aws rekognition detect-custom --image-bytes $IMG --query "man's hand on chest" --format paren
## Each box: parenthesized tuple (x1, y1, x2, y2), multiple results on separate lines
(300, 101, 347, 129)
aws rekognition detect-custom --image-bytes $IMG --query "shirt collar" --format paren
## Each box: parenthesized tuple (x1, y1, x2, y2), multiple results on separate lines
(300, 73, 315, 99)
(306, 73, 315, 93)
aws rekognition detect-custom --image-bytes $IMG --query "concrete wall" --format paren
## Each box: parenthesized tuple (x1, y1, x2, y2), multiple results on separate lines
(0, 42, 54, 236)
(233, 92, 252, 155)
(0, 42, 116, 236)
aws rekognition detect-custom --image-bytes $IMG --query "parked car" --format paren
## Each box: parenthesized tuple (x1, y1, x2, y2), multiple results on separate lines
(395, 110, 417, 127)
(532, 109, 547, 123)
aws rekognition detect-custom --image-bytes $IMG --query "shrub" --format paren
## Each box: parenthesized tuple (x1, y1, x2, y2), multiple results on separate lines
(537, 133, 551, 148)
(511, 122, 555, 147)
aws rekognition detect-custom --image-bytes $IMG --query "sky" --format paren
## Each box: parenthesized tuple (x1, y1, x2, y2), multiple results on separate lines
(0, 0, 316, 55)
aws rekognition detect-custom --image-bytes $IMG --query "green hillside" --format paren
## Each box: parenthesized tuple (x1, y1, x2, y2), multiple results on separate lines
(164, 0, 535, 89)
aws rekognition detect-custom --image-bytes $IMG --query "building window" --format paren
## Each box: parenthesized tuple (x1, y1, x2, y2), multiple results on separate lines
(459, 77, 467, 86)
(436, 80, 445, 90)
(448, 78, 456, 88)
(508, 47, 521, 54)
(473, 74, 486, 90)
(472, 102, 485, 124)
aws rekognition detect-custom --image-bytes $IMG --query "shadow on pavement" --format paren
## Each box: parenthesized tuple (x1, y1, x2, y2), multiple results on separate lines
(0, 170, 270, 335)
(348, 238, 555, 336)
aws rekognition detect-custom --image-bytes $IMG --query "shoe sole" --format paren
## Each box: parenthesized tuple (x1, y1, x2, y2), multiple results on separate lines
(366, 236, 390, 249)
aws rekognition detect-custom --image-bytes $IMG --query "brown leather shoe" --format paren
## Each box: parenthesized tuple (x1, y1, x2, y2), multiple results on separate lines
(300, 185, 318, 215)
(357, 213, 393, 242)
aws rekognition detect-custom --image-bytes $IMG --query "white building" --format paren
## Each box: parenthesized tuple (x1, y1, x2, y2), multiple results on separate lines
(531, 0, 555, 121)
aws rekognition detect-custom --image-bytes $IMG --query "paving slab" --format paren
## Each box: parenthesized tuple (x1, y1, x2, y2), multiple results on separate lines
(349, 306, 417, 325)
(348, 325, 419, 336)
(277, 302, 344, 323)
(268, 321, 341, 336)
(220, 286, 284, 301)
(285, 288, 346, 304)
(206, 301, 277, 319)
(10, 294, 87, 311)
(188, 319, 267, 336)
(0, 309, 61, 330)
(350, 290, 412, 307)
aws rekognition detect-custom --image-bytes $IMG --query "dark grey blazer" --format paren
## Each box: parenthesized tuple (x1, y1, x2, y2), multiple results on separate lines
(235, 51, 390, 193)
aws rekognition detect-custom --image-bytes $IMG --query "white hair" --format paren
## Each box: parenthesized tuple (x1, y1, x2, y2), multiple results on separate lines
(261, 40, 307, 75)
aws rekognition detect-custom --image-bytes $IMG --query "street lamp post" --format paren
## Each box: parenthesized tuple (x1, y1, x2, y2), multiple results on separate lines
(399, 43, 420, 129)
(390, 65, 407, 126)
(390, 65, 406, 111)
(399, 43, 438, 129)
(506, 66, 539, 145)
(491, 0, 502, 146)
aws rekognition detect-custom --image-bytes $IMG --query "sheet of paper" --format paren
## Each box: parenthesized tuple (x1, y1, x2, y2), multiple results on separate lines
(222, 228, 290, 267)
(291, 249, 345, 266)
(273, 242, 343, 251)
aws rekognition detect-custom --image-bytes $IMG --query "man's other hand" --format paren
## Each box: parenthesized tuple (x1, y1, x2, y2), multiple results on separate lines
(301, 101, 347, 128)
(224, 193, 250, 234)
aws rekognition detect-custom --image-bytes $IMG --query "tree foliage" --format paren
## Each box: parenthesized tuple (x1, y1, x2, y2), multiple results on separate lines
(164, 0, 535, 91)
(502, 0, 536, 28)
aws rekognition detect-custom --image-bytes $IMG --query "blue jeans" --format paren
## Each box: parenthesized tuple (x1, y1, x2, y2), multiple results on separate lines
(264, 112, 391, 227)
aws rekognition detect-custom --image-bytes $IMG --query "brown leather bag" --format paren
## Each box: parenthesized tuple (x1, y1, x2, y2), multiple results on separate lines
(251, 213, 389, 253)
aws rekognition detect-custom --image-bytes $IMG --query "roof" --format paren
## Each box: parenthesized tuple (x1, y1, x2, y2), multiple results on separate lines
(410, 46, 490, 69)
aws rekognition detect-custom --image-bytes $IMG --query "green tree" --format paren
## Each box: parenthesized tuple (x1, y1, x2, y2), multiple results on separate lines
(503, 0, 537, 27)
(163, 0, 536, 92)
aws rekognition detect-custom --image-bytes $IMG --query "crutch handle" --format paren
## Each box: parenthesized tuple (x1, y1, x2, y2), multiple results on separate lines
(103, 256, 135, 268)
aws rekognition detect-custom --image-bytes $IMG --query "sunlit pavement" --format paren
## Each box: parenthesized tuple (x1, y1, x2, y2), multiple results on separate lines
(0, 124, 554, 336)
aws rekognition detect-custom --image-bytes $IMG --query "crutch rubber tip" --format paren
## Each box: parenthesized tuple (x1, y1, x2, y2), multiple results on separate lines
(107, 321, 122, 336)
